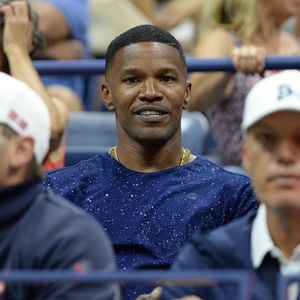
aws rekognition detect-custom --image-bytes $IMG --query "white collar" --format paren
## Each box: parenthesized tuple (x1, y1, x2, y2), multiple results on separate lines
(251, 204, 300, 269)
(251, 205, 300, 300)
(251, 204, 275, 268)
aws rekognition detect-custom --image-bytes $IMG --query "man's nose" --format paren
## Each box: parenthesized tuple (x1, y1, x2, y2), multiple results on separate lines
(276, 139, 297, 165)
(139, 79, 163, 101)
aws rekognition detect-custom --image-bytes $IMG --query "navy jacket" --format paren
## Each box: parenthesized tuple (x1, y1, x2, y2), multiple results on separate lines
(163, 211, 282, 300)
(0, 178, 119, 300)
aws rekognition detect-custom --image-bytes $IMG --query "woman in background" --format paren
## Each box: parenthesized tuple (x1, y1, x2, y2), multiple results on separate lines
(189, 0, 300, 165)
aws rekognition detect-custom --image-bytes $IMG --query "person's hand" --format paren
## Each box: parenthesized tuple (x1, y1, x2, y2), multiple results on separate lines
(232, 45, 266, 75)
(0, 281, 5, 294)
(136, 287, 203, 300)
(136, 286, 163, 300)
(0, 0, 33, 56)
(175, 297, 203, 300)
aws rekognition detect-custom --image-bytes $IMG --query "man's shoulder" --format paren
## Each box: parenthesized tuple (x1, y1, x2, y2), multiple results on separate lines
(43, 0, 88, 15)
(12, 189, 118, 299)
(34, 189, 102, 232)
(45, 153, 108, 186)
(164, 213, 256, 300)
(192, 156, 252, 185)
(191, 212, 256, 265)
(27, 189, 114, 261)
(170, 212, 255, 274)
(44, 0, 88, 42)
(196, 211, 255, 243)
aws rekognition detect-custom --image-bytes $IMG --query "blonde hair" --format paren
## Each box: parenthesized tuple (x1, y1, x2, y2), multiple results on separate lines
(199, 0, 262, 43)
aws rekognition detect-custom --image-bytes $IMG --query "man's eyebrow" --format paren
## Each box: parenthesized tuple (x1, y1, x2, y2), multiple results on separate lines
(119, 66, 181, 78)
(120, 68, 140, 75)
(158, 67, 178, 73)
(251, 123, 272, 130)
(119, 68, 143, 79)
(248, 123, 274, 133)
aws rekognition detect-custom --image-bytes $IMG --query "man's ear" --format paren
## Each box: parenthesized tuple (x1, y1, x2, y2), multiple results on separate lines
(101, 81, 115, 111)
(182, 81, 191, 109)
(10, 137, 35, 169)
(241, 143, 251, 173)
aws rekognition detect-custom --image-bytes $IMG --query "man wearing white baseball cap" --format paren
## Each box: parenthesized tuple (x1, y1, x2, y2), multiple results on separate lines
(148, 70, 300, 300)
(0, 0, 70, 171)
(0, 72, 51, 168)
(0, 72, 120, 299)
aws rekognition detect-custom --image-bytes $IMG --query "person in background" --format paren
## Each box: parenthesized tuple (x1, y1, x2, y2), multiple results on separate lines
(0, 72, 119, 300)
(144, 70, 300, 300)
(45, 24, 257, 299)
(31, 0, 88, 111)
(188, 0, 300, 166)
(132, 0, 206, 52)
(152, 0, 204, 33)
(283, 7, 300, 37)
(0, 0, 69, 170)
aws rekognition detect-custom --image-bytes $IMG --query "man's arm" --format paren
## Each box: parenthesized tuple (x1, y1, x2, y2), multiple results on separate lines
(32, 0, 87, 60)
(189, 29, 265, 112)
(35, 211, 120, 299)
(31, 1, 69, 44)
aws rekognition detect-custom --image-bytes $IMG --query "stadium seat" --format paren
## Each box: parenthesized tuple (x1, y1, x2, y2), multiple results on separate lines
(65, 111, 117, 148)
(181, 111, 210, 155)
(64, 111, 116, 166)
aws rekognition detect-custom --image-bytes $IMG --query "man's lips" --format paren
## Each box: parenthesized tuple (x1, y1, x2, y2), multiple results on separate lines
(134, 106, 169, 115)
(268, 175, 300, 185)
(133, 107, 169, 121)
(137, 110, 166, 116)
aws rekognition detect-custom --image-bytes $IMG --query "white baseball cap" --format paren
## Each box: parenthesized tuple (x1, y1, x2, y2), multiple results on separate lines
(242, 70, 300, 130)
(0, 72, 50, 164)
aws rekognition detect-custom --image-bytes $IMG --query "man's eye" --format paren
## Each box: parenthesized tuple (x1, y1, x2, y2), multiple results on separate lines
(124, 77, 138, 84)
(255, 132, 277, 146)
(160, 75, 175, 83)
(294, 135, 300, 146)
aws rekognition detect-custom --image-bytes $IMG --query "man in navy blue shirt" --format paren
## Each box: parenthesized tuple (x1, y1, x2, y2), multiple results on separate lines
(156, 70, 300, 300)
(45, 24, 257, 299)
(0, 72, 119, 300)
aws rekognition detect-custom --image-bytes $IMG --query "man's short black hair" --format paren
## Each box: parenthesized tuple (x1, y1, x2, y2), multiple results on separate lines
(105, 24, 186, 75)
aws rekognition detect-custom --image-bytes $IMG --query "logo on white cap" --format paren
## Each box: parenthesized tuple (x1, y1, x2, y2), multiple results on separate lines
(242, 70, 300, 130)
(8, 109, 28, 130)
(0, 72, 51, 164)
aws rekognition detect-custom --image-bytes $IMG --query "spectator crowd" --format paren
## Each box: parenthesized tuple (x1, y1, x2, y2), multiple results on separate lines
(1, 0, 300, 299)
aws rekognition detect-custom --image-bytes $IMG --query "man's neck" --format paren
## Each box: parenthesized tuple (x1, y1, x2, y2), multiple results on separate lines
(267, 207, 300, 259)
(0, 58, 10, 73)
(114, 140, 193, 172)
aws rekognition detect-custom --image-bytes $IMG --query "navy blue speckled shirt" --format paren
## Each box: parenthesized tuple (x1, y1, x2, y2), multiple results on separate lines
(44, 153, 257, 299)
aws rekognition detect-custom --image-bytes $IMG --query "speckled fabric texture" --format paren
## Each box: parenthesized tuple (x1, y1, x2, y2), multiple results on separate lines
(44, 153, 257, 299)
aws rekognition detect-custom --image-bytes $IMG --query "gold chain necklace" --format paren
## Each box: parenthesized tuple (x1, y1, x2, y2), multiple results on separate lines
(109, 146, 191, 166)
